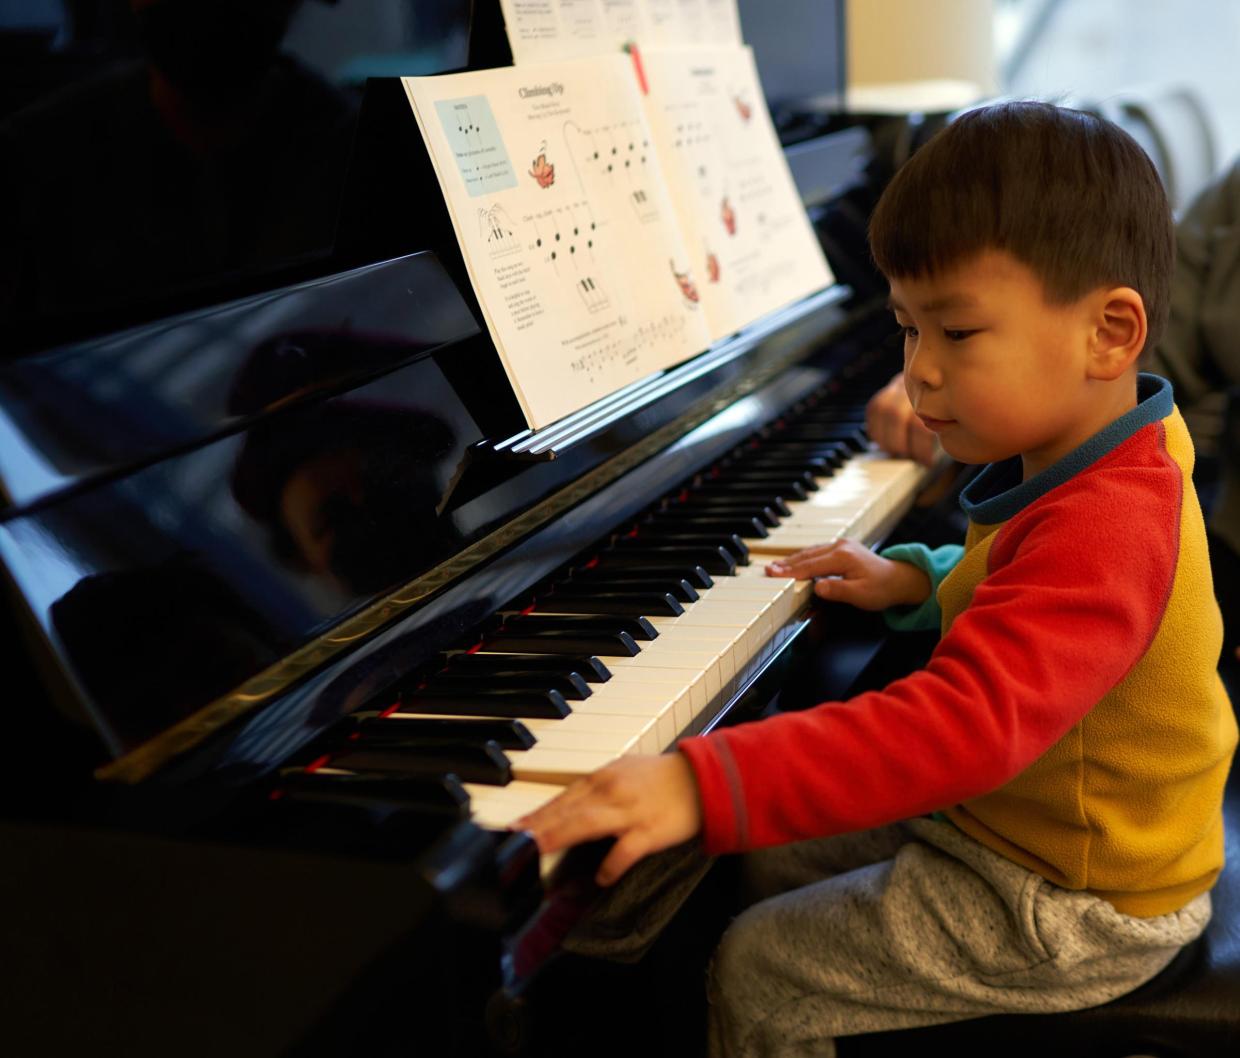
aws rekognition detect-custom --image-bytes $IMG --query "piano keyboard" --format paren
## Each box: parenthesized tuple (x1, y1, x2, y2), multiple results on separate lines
(280, 395, 933, 852)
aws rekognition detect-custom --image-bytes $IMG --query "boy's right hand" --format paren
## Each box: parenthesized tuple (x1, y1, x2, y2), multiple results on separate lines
(766, 540, 930, 610)
(515, 753, 702, 886)
(866, 371, 941, 467)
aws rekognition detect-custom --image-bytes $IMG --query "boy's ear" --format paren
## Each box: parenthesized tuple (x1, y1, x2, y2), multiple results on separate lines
(1086, 287, 1147, 380)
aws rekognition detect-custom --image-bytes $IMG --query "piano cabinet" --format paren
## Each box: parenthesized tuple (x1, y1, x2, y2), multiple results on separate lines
(0, 243, 950, 1055)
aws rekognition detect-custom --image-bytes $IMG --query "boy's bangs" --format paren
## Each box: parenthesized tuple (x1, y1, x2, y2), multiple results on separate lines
(868, 165, 997, 282)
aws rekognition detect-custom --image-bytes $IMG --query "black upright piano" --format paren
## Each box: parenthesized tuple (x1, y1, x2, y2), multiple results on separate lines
(0, 3, 943, 1056)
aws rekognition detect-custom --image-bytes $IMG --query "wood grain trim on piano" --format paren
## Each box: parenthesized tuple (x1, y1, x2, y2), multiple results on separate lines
(94, 306, 856, 785)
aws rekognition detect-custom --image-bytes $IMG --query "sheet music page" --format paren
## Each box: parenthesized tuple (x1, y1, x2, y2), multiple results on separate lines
(403, 57, 712, 429)
(636, 46, 833, 341)
(498, 0, 741, 64)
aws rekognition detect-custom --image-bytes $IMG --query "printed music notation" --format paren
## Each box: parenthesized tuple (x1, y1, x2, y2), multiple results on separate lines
(567, 311, 694, 383)
(404, 57, 710, 428)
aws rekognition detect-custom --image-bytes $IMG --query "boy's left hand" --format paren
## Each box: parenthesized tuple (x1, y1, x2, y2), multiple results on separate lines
(515, 753, 702, 886)
(766, 539, 931, 610)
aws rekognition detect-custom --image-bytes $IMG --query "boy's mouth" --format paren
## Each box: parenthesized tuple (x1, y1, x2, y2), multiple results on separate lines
(918, 414, 955, 432)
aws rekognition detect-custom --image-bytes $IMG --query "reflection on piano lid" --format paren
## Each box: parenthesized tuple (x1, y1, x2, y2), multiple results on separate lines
(0, 252, 482, 511)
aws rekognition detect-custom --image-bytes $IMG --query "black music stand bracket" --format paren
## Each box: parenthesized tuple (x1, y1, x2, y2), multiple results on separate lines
(437, 284, 853, 512)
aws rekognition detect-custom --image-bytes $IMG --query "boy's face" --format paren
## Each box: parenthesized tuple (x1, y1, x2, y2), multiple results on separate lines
(889, 250, 1120, 479)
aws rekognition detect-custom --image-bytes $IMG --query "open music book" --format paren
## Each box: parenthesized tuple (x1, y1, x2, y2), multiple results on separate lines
(402, 2, 832, 428)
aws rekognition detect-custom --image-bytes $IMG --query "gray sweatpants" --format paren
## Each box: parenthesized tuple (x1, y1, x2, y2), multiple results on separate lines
(709, 817, 1212, 1058)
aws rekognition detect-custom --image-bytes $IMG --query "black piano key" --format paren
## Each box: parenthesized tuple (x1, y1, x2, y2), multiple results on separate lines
(351, 715, 538, 750)
(796, 413, 867, 428)
(278, 771, 471, 816)
(777, 427, 868, 451)
(446, 652, 612, 683)
(645, 512, 769, 539)
(402, 686, 573, 718)
(619, 533, 749, 565)
(674, 481, 788, 501)
(729, 455, 835, 475)
(484, 626, 641, 657)
(330, 740, 513, 786)
(704, 473, 818, 498)
(537, 588, 685, 617)
(500, 613, 658, 641)
(773, 426, 863, 444)
(689, 483, 803, 508)
(585, 557, 715, 588)
(755, 442, 850, 466)
(607, 544, 736, 576)
(674, 491, 788, 515)
(565, 576, 700, 604)
(429, 670, 591, 699)
(714, 466, 818, 486)
(795, 407, 866, 418)
(664, 498, 778, 523)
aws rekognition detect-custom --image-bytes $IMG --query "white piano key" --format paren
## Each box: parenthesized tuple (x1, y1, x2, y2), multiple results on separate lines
(610, 645, 726, 702)
(508, 746, 624, 784)
(522, 725, 648, 754)
(522, 712, 661, 754)
(702, 578, 791, 599)
(579, 679, 694, 739)
(391, 707, 664, 754)
(465, 779, 563, 825)
(743, 451, 926, 556)
(464, 781, 571, 877)
(648, 603, 773, 682)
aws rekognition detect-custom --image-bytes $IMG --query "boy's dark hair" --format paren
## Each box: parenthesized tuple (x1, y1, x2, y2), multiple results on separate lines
(869, 101, 1174, 353)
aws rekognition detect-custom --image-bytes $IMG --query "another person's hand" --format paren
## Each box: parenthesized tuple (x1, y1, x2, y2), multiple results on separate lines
(515, 753, 702, 886)
(766, 539, 930, 609)
(866, 371, 940, 466)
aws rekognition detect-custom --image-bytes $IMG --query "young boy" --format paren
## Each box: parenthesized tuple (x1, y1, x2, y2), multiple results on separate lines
(519, 102, 1237, 1056)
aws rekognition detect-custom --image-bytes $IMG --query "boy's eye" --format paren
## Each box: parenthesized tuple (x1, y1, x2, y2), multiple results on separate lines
(944, 329, 978, 342)
(901, 325, 919, 340)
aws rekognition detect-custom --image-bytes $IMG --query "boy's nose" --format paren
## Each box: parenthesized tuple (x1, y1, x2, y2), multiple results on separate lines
(905, 344, 943, 389)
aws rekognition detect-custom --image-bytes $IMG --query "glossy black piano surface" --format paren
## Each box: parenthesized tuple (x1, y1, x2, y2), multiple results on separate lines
(2, 245, 872, 782)
(0, 262, 908, 1056)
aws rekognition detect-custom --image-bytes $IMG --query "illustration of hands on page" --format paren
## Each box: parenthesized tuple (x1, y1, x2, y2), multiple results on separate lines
(498, 0, 741, 65)
(403, 57, 713, 429)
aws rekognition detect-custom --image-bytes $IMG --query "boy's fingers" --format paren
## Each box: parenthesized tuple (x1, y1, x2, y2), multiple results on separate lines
(517, 764, 647, 852)
(523, 799, 631, 855)
(595, 830, 651, 887)
(907, 420, 941, 467)
(813, 576, 839, 600)
(514, 780, 599, 843)
(813, 575, 866, 604)
(772, 543, 868, 581)
(767, 541, 845, 576)
(870, 407, 903, 457)
(766, 541, 834, 567)
(866, 374, 920, 458)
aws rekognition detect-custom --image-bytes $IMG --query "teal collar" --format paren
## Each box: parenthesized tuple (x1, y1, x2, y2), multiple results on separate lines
(960, 373, 1173, 525)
